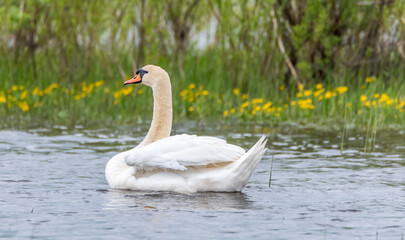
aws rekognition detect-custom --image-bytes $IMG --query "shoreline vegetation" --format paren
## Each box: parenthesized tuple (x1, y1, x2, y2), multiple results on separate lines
(1, 73, 404, 130)
(1, 1, 404, 129)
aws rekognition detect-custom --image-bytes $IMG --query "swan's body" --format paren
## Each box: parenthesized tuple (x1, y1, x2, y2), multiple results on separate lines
(105, 65, 267, 193)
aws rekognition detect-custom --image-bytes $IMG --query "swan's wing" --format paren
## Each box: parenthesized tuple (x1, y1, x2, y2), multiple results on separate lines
(124, 134, 245, 171)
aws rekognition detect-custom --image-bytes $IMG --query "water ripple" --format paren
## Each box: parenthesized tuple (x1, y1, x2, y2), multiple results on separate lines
(0, 124, 405, 239)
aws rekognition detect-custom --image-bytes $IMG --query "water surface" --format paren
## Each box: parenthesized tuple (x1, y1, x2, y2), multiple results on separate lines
(1, 123, 404, 239)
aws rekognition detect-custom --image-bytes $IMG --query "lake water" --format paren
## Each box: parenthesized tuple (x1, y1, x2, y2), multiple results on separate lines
(1, 122, 404, 239)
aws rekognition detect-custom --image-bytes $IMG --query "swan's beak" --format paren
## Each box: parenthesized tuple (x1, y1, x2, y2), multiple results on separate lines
(124, 74, 142, 85)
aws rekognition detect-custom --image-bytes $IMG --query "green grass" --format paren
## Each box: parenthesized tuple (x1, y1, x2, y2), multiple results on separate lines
(1, 51, 405, 130)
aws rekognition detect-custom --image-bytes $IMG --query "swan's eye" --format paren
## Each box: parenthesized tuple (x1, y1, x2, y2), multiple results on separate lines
(136, 69, 149, 79)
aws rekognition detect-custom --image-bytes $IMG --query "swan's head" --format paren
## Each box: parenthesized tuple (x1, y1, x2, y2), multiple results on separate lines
(124, 65, 169, 88)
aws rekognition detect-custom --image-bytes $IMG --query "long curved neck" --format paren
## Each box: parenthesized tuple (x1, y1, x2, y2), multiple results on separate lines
(139, 76, 172, 147)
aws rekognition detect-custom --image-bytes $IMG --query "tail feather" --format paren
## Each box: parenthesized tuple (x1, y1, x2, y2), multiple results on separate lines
(230, 136, 267, 189)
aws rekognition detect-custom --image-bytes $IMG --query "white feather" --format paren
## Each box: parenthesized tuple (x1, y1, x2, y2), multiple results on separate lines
(124, 134, 245, 171)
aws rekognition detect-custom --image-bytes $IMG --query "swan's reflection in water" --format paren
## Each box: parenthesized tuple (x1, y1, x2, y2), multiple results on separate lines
(103, 189, 251, 210)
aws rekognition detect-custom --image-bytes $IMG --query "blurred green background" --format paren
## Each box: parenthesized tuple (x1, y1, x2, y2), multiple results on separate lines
(0, 0, 404, 128)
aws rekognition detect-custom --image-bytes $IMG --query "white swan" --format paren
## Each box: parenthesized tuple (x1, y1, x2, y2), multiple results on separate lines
(105, 65, 267, 193)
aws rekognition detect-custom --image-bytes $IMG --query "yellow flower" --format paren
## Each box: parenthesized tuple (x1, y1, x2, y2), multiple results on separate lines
(95, 80, 104, 87)
(365, 77, 375, 83)
(372, 100, 377, 107)
(346, 102, 351, 108)
(378, 93, 389, 103)
(296, 92, 303, 98)
(267, 107, 276, 113)
(188, 83, 195, 89)
(223, 110, 229, 117)
(202, 90, 209, 96)
(364, 101, 370, 107)
(74, 95, 81, 100)
(290, 100, 296, 106)
(304, 90, 312, 96)
(113, 91, 122, 99)
(314, 89, 324, 97)
(241, 101, 249, 108)
(298, 98, 315, 109)
(373, 93, 380, 99)
(188, 96, 195, 102)
(298, 84, 304, 91)
(86, 84, 94, 94)
(0, 95, 6, 103)
(315, 83, 323, 89)
(241, 94, 248, 101)
(38, 90, 44, 96)
(396, 100, 405, 109)
(279, 85, 285, 91)
(20, 90, 27, 100)
(324, 91, 332, 99)
(17, 101, 29, 112)
(122, 86, 133, 96)
(180, 89, 188, 98)
(50, 83, 59, 89)
(32, 87, 39, 95)
(104, 88, 110, 93)
(44, 85, 54, 94)
(318, 96, 323, 100)
(12, 85, 18, 91)
(19, 85, 24, 90)
(233, 88, 240, 95)
(263, 101, 272, 110)
(252, 106, 261, 115)
(335, 86, 348, 94)
(137, 89, 144, 94)
(44, 88, 51, 94)
(252, 98, 263, 104)
(230, 108, 235, 114)
(360, 95, 367, 102)
(188, 106, 195, 112)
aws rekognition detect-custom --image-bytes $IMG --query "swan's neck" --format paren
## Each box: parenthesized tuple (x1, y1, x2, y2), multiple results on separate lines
(139, 78, 172, 147)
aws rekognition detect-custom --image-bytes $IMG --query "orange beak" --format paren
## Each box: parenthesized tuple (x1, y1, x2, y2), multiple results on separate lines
(124, 74, 142, 85)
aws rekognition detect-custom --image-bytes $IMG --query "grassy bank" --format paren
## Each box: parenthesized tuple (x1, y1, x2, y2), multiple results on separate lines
(1, 52, 404, 130)
(1, 1, 405, 129)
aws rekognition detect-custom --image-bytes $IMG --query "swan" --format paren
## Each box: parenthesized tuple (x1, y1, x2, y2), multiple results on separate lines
(105, 65, 267, 193)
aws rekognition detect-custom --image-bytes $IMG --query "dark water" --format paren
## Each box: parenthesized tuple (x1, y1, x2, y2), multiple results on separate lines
(1, 122, 404, 239)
